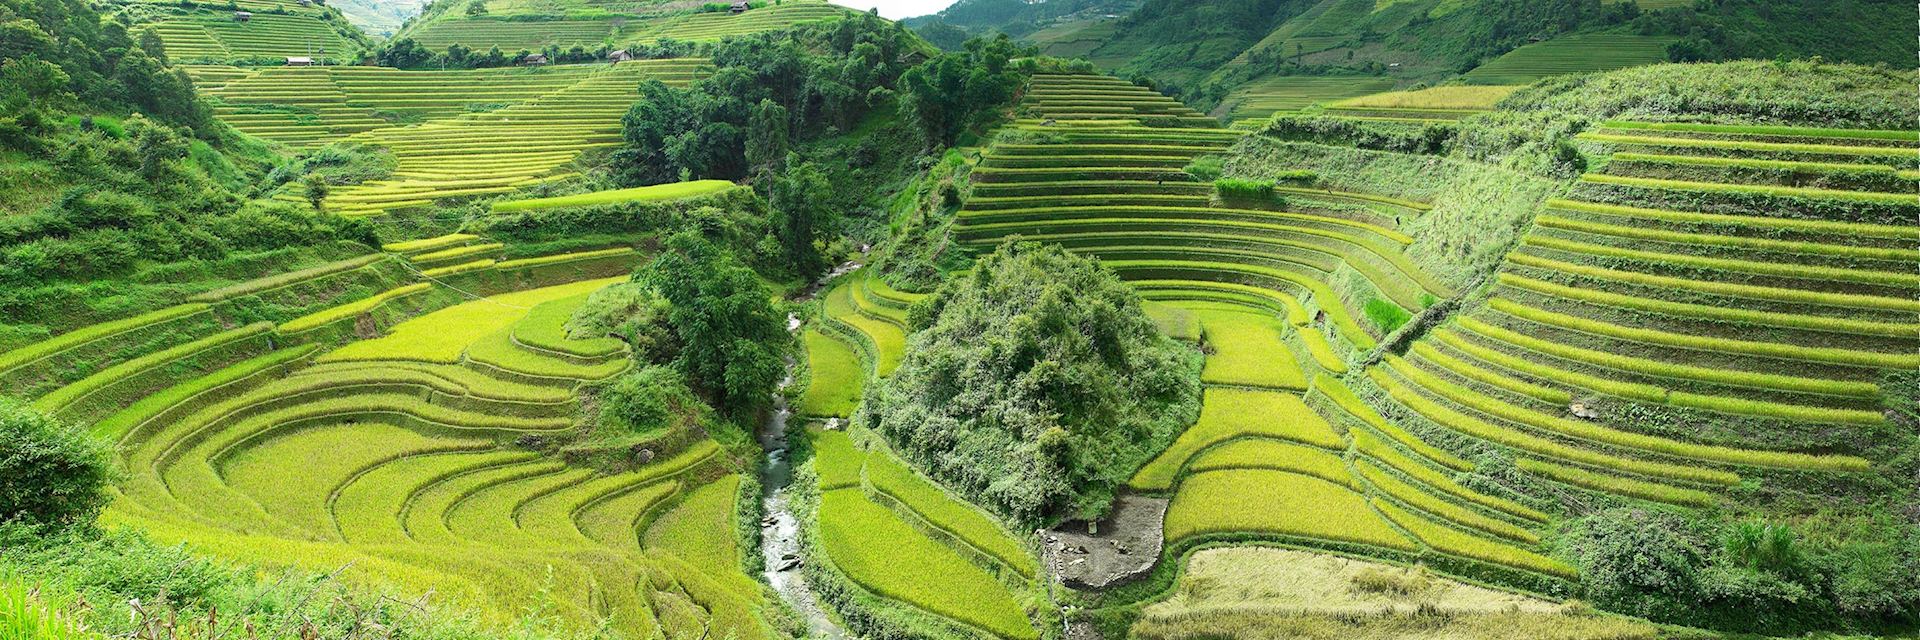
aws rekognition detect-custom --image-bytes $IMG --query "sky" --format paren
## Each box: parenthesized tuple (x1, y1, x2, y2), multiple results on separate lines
(828, 0, 960, 20)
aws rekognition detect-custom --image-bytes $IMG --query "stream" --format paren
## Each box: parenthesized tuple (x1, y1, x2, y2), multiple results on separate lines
(755, 261, 861, 639)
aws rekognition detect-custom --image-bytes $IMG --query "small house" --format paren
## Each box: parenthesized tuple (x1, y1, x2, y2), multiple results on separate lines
(232, 10, 252, 21)
(520, 53, 548, 66)
(729, 1, 749, 13)
(607, 50, 634, 63)
(285, 56, 313, 66)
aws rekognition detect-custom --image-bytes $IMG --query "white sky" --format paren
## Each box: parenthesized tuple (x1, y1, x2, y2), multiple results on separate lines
(828, 0, 959, 20)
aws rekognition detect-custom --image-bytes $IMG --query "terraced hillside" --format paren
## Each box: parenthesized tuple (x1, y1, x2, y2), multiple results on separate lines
(398, 1, 857, 53)
(137, 7, 367, 63)
(0, 197, 778, 638)
(1458, 33, 1678, 85)
(197, 59, 710, 216)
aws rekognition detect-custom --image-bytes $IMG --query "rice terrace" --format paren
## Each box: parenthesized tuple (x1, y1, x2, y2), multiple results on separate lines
(0, 0, 1916, 639)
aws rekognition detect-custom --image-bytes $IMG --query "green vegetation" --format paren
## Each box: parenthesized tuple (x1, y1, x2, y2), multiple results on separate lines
(1460, 33, 1675, 85)
(798, 329, 863, 418)
(0, 401, 108, 527)
(816, 490, 1039, 639)
(491, 180, 737, 213)
(1131, 388, 1343, 491)
(860, 242, 1202, 523)
(1165, 469, 1415, 551)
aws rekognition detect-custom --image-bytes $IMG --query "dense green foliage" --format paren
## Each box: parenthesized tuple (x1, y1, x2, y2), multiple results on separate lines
(858, 242, 1201, 523)
(896, 34, 1027, 146)
(0, 401, 107, 527)
(634, 232, 787, 416)
(1650, 0, 1913, 67)
(613, 15, 919, 185)
(1568, 509, 1920, 634)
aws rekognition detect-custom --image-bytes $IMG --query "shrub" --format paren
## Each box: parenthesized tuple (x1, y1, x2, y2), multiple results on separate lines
(599, 366, 713, 437)
(1362, 297, 1412, 333)
(0, 400, 108, 527)
(1213, 177, 1274, 200)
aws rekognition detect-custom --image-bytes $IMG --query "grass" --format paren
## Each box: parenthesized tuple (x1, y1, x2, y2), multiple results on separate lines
(90, 344, 318, 442)
(467, 321, 629, 380)
(510, 293, 625, 359)
(1355, 459, 1538, 544)
(798, 329, 864, 418)
(187, 254, 389, 303)
(0, 304, 210, 375)
(1516, 458, 1714, 507)
(1456, 316, 1881, 399)
(1505, 252, 1920, 314)
(1131, 388, 1345, 491)
(1575, 132, 1918, 160)
(1369, 368, 1740, 486)
(644, 475, 745, 583)
(31, 323, 271, 415)
(1545, 198, 1920, 241)
(1165, 469, 1417, 551)
(0, 573, 98, 640)
(1489, 297, 1917, 370)
(320, 276, 625, 364)
(1523, 234, 1919, 289)
(1533, 213, 1920, 262)
(1182, 438, 1352, 489)
(1194, 309, 1307, 389)
(1383, 355, 1871, 473)
(810, 428, 865, 490)
(493, 248, 637, 270)
(864, 452, 1037, 578)
(1313, 373, 1471, 472)
(490, 180, 736, 213)
(1411, 341, 1569, 405)
(1330, 86, 1521, 110)
(1582, 172, 1920, 205)
(822, 282, 906, 377)
(1600, 120, 1920, 142)
(817, 489, 1039, 640)
(382, 233, 479, 253)
(1460, 33, 1675, 85)
(1142, 301, 1203, 341)
(1351, 428, 1546, 523)
(277, 283, 433, 335)
(1373, 499, 1577, 579)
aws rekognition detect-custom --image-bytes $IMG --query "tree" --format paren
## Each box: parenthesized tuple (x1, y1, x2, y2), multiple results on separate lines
(0, 400, 110, 527)
(634, 231, 787, 415)
(857, 242, 1202, 524)
(378, 38, 432, 68)
(138, 29, 168, 64)
(768, 157, 828, 276)
(899, 34, 1024, 146)
(303, 174, 330, 210)
(464, 0, 486, 16)
(744, 98, 788, 170)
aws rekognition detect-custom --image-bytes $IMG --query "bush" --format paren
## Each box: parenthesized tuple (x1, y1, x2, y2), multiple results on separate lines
(0, 400, 109, 527)
(599, 365, 713, 437)
(1182, 155, 1222, 181)
(1213, 177, 1274, 200)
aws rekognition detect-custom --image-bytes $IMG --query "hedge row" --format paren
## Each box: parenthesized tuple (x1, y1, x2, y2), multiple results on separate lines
(1515, 458, 1714, 507)
(1384, 355, 1871, 472)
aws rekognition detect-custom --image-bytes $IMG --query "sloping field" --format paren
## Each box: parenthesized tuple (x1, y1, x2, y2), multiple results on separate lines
(1461, 33, 1677, 85)
(202, 59, 713, 216)
(37, 274, 782, 639)
(142, 11, 356, 62)
(1221, 75, 1395, 121)
(400, 1, 855, 52)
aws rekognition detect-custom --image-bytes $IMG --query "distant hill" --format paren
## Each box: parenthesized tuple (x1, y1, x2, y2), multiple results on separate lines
(993, 0, 1918, 113)
(387, 0, 861, 57)
(329, 0, 428, 37)
(902, 0, 1139, 44)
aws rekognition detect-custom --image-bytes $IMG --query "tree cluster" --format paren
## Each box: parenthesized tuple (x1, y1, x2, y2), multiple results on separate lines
(857, 242, 1203, 525)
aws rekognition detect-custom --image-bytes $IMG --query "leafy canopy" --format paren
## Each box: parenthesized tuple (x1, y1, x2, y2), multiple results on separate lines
(858, 242, 1201, 524)
(0, 400, 109, 527)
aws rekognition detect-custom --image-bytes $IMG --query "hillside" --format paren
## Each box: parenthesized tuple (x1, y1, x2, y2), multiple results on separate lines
(4, 1, 1920, 639)
(330, 0, 429, 37)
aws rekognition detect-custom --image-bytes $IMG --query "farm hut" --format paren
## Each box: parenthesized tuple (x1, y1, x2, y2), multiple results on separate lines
(232, 10, 252, 21)
(285, 56, 313, 66)
(729, 1, 749, 13)
(608, 50, 634, 63)
(520, 53, 549, 66)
